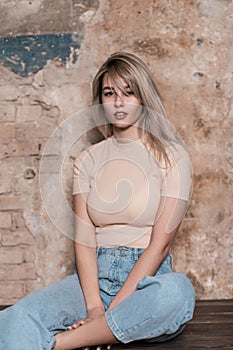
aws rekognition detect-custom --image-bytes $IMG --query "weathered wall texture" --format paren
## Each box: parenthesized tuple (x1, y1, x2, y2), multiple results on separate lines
(0, 0, 232, 304)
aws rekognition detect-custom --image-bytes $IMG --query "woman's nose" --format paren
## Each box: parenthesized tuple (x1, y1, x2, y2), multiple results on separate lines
(114, 94, 124, 108)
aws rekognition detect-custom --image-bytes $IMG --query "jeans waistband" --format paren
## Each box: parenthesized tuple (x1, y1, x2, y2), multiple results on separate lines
(97, 246, 144, 261)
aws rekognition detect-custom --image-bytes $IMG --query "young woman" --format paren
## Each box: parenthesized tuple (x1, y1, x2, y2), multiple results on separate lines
(0, 52, 195, 350)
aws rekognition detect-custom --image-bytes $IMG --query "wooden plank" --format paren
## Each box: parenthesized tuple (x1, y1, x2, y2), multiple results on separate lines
(111, 300, 233, 350)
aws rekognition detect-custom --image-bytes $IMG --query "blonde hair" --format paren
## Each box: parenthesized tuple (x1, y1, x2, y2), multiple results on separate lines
(90, 52, 182, 165)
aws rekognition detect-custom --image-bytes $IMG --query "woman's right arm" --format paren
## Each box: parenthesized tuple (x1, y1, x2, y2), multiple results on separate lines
(73, 194, 104, 316)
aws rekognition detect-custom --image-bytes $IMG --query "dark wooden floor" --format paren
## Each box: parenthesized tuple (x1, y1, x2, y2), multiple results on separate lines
(114, 300, 233, 350)
(1, 300, 233, 349)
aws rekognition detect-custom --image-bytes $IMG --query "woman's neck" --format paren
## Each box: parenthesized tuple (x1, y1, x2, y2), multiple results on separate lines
(112, 125, 141, 141)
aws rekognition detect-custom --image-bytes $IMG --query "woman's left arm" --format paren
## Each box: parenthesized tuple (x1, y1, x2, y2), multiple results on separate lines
(108, 196, 189, 310)
(108, 145, 192, 310)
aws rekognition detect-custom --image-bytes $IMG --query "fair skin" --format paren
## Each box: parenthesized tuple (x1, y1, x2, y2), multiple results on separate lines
(54, 74, 181, 350)
(101, 74, 142, 140)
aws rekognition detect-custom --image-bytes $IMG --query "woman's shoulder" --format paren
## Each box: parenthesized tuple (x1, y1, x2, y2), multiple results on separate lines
(167, 141, 191, 165)
(74, 138, 111, 164)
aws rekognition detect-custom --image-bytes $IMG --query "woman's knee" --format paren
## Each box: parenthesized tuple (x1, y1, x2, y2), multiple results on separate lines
(137, 272, 195, 311)
(160, 272, 195, 307)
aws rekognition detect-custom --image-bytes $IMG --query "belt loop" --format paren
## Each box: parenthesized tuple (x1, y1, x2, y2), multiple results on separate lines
(133, 248, 138, 260)
(134, 247, 144, 260)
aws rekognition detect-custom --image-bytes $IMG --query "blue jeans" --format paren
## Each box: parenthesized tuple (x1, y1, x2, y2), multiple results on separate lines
(0, 247, 195, 350)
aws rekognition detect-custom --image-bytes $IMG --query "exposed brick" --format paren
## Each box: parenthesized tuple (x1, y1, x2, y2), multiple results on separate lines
(15, 120, 56, 140)
(23, 247, 35, 262)
(45, 106, 60, 119)
(0, 281, 24, 300)
(0, 176, 13, 194)
(7, 140, 40, 156)
(0, 104, 16, 122)
(0, 195, 27, 210)
(14, 173, 35, 193)
(2, 229, 35, 246)
(0, 298, 20, 305)
(24, 280, 45, 294)
(0, 123, 15, 139)
(16, 104, 42, 122)
(0, 263, 36, 280)
(12, 212, 25, 229)
(0, 212, 11, 228)
(18, 85, 37, 99)
(0, 156, 37, 176)
(0, 143, 7, 159)
(0, 85, 19, 101)
(0, 247, 24, 264)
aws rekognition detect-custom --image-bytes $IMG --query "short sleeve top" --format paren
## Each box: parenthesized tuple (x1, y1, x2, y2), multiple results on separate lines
(73, 137, 192, 248)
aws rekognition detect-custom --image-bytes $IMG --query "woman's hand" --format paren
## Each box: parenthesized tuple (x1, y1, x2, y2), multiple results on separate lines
(85, 306, 105, 322)
(68, 307, 112, 349)
(68, 306, 105, 330)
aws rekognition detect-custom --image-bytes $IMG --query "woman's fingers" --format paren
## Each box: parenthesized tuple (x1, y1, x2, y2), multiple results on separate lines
(67, 316, 92, 330)
(83, 346, 111, 350)
(67, 319, 85, 330)
(82, 344, 111, 350)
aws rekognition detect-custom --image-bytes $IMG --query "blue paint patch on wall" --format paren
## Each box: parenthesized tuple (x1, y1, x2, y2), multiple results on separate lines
(0, 33, 83, 77)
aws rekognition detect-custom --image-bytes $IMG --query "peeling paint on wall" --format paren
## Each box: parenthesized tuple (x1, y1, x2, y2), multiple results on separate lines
(0, 33, 83, 76)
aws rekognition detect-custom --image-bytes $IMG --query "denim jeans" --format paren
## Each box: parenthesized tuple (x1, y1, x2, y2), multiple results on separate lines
(0, 246, 195, 350)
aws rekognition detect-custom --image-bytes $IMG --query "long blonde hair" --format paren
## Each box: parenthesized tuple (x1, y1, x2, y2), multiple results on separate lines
(91, 52, 182, 165)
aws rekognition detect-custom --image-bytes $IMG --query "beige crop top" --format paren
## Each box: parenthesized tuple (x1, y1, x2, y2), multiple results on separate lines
(73, 137, 192, 249)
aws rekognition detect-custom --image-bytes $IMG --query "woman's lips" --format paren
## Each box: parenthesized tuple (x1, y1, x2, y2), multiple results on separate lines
(114, 112, 128, 120)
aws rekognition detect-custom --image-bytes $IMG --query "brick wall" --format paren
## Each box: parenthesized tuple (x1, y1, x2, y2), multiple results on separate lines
(0, 0, 232, 303)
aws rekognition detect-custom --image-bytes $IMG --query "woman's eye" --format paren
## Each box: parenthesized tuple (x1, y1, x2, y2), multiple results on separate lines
(125, 91, 134, 96)
(102, 90, 134, 97)
(103, 91, 114, 97)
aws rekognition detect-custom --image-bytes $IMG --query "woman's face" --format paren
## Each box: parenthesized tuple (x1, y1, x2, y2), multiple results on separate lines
(101, 73, 143, 131)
